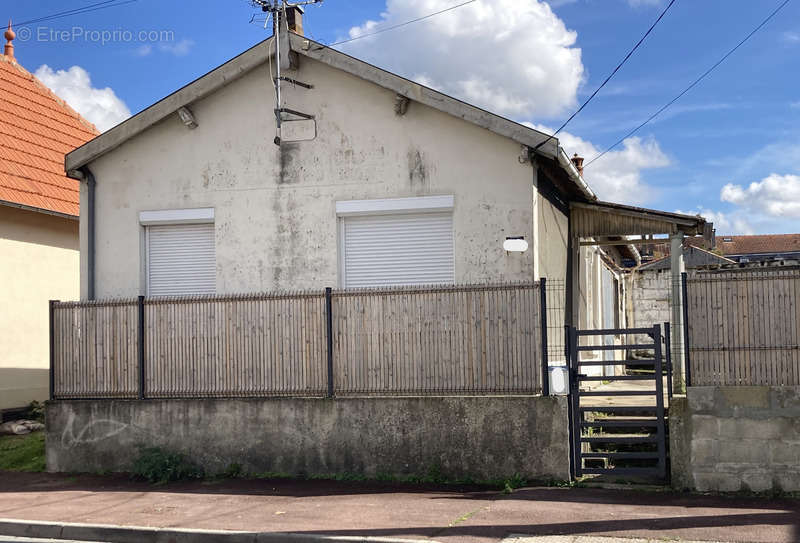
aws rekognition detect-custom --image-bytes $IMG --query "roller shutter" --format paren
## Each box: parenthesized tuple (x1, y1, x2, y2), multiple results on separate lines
(146, 223, 216, 296)
(342, 212, 454, 288)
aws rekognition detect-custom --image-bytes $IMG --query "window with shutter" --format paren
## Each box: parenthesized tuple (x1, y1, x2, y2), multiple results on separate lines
(341, 211, 455, 288)
(146, 223, 216, 296)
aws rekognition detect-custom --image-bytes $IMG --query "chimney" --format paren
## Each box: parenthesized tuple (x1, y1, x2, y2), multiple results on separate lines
(571, 153, 584, 176)
(4, 20, 15, 60)
(286, 6, 304, 36)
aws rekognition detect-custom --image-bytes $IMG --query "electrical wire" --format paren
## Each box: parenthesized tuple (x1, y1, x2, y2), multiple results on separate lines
(15, 0, 138, 28)
(534, 0, 678, 151)
(585, 0, 792, 168)
(322, 0, 477, 48)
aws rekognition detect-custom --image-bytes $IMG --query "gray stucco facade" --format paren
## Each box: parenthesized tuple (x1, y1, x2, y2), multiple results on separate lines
(46, 396, 570, 482)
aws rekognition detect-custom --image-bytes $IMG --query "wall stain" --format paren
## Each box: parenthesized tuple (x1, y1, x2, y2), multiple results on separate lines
(408, 149, 429, 194)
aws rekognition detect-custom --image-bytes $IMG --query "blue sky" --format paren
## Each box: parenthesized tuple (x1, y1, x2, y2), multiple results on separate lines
(8, 0, 800, 234)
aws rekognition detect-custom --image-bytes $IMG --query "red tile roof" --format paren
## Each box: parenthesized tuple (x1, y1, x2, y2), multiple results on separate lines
(0, 52, 98, 217)
(717, 234, 800, 256)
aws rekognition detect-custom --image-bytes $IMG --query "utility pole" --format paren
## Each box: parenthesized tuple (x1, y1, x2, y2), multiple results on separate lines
(251, 0, 322, 145)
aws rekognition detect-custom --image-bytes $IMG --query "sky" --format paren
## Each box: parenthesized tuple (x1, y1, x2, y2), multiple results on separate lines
(6, 0, 800, 235)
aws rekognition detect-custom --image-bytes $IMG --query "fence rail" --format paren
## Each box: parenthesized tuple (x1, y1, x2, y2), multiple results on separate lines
(51, 282, 545, 399)
(686, 267, 800, 386)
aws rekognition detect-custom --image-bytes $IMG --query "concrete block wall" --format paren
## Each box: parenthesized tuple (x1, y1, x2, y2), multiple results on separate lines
(627, 269, 671, 346)
(670, 386, 800, 492)
(46, 396, 570, 482)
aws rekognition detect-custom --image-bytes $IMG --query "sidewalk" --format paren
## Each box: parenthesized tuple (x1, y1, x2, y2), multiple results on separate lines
(0, 472, 798, 543)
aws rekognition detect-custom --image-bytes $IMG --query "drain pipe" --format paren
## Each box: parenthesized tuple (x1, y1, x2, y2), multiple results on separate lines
(68, 167, 97, 300)
(83, 167, 96, 301)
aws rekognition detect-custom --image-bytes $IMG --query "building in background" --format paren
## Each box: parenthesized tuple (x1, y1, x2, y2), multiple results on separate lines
(0, 24, 98, 413)
(716, 234, 800, 263)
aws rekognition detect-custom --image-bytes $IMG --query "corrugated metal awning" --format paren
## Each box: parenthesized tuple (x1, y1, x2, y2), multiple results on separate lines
(571, 200, 708, 237)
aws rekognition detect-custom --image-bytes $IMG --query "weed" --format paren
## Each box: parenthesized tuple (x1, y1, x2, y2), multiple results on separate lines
(221, 463, 244, 479)
(130, 446, 204, 484)
(23, 401, 45, 424)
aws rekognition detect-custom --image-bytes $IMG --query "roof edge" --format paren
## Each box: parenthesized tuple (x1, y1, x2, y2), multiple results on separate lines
(66, 31, 567, 172)
(290, 34, 560, 159)
(0, 199, 78, 220)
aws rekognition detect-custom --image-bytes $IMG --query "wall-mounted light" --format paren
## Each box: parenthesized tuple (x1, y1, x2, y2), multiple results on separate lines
(504, 236, 529, 253)
(177, 106, 198, 129)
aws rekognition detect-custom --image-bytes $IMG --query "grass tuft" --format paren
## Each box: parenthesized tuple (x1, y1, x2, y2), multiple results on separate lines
(0, 431, 45, 472)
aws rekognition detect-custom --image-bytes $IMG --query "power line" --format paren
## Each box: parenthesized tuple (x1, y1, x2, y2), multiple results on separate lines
(15, 0, 138, 28)
(322, 0, 477, 48)
(586, 0, 792, 168)
(534, 0, 678, 151)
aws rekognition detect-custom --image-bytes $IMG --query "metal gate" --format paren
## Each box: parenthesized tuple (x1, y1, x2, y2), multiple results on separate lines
(567, 324, 672, 480)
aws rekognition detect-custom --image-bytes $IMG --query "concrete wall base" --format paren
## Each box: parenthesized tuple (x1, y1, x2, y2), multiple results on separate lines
(46, 396, 570, 482)
(670, 386, 800, 493)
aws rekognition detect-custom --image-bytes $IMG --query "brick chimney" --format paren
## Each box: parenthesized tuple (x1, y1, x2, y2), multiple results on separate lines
(571, 153, 584, 176)
(4, 20, 15, 60)
(286, 6, 304, 35)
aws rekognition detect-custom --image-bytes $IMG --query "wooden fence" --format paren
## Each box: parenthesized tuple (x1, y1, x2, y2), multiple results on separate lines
(686, 267, 800, 386)
(51, 282, 545, 399)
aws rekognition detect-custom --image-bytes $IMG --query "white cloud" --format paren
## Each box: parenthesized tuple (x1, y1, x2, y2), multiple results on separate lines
(527, 123, 669, 205)
(159, 39, 195, 57)
(676, 208, 754, 236)
(340, 0, 584, 119)
(721, 174, 800, 219)
(34, 65, 131, 132)
(135, 44, 153, 57)
(783, 31, 800, 43)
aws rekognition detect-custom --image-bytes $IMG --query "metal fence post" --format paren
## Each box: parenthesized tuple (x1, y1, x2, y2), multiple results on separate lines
(663, 321, 673, 399)
(540, 278, 549, 396)
(325, 287, 334, 398)
(681, 271, 691, 388)
(138, 295, 146, 400)
(49, 300, 57, 401)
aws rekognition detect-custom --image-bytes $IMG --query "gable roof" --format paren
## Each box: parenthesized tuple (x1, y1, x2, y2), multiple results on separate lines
(0, 54, 98, 217)
(65, 34, 569, 183)
(717, 234, 800, 256)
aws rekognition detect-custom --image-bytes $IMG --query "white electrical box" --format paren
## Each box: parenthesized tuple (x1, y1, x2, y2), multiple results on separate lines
(548, 365, 570, 395)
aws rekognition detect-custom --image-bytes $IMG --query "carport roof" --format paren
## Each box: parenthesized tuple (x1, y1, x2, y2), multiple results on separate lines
(571, 200, 709, 238)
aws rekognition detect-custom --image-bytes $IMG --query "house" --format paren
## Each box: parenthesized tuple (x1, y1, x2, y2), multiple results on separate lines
(716, 233, 800, 263)
(0, 25, 98, 412)
(63, 10, 705, 374)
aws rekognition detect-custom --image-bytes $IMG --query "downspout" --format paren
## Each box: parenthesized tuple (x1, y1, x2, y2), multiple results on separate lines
(75, 167, 96, 300)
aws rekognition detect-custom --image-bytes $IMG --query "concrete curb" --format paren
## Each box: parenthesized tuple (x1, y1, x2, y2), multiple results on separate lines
(0, 519, 434, 543)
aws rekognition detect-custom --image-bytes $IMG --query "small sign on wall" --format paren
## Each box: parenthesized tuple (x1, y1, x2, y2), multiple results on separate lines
(281, 119, 316, 142)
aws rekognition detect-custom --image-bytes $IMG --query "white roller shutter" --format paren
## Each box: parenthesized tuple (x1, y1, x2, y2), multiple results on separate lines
(146, 223, 216, 296)
(342, 212, 454, 288)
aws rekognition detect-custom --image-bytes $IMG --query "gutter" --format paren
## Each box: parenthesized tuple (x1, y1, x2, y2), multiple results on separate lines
(67, 167, 96, 300)
(557, 147, 596, 201)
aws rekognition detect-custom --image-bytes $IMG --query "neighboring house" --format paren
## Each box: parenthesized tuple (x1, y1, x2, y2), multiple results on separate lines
(626, 245, 733, 348)
(717, 234, 800, 263)
(64, 11, 704, 371)
(0, 26, 98, 412)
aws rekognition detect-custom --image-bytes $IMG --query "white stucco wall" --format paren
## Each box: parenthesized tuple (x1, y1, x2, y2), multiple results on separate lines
(0, 206, 79, 409)
(82, 55, 542, 298)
